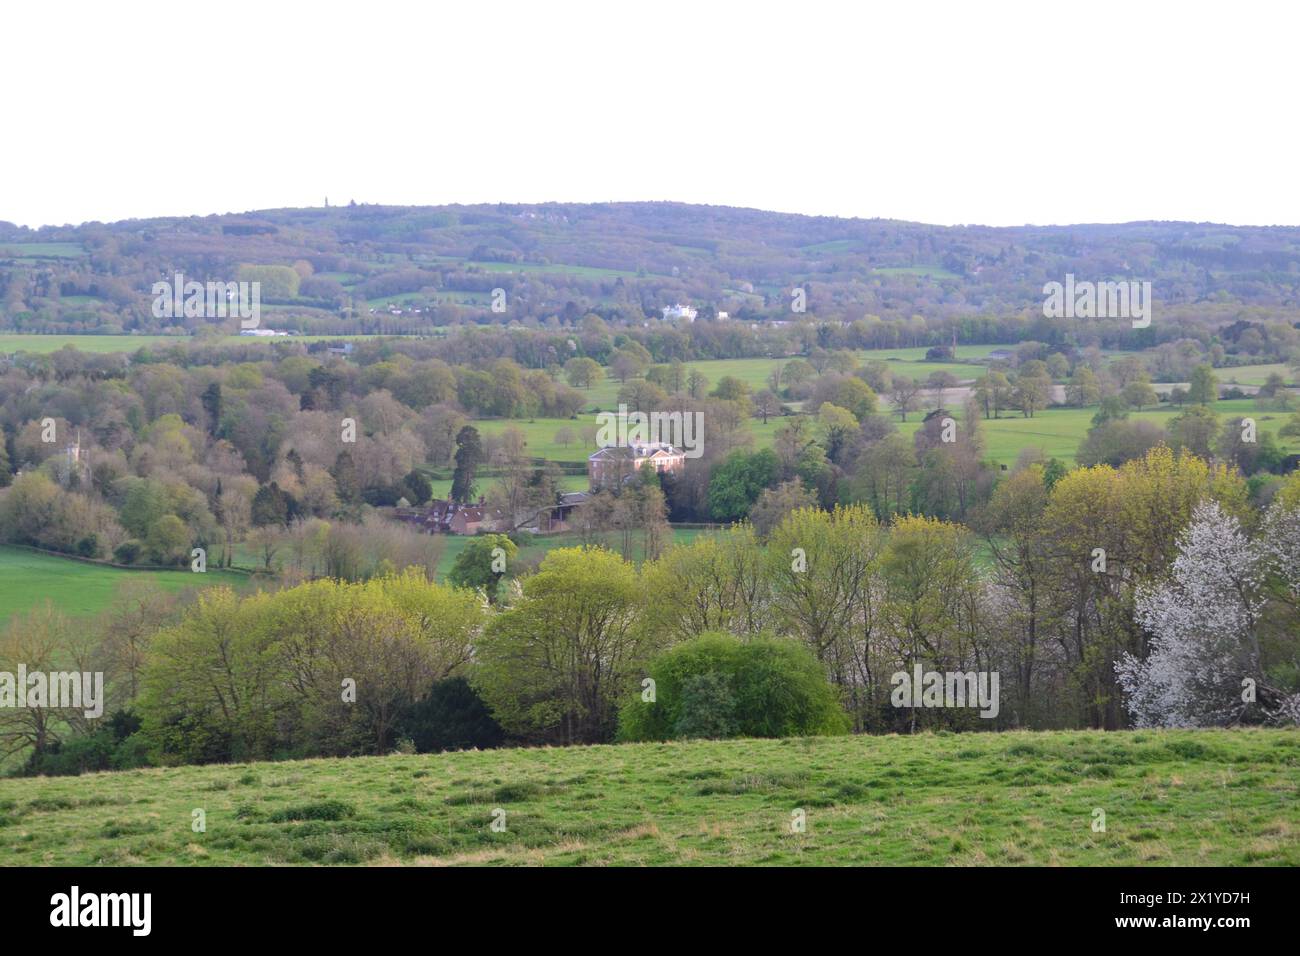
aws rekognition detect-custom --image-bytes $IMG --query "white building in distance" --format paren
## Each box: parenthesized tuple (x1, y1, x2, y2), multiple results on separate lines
(588, 441, 686, 489)
(661, 303, 697, 322)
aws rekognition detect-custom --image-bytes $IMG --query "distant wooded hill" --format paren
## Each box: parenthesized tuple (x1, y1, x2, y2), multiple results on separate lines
(4, 202, 1300, 335)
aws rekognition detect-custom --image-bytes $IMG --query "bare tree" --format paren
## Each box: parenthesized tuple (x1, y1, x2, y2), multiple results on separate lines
(889, 377, 922, 422)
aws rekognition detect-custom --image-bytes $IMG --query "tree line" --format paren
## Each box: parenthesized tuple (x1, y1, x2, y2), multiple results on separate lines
(5, 449, 1296, 775)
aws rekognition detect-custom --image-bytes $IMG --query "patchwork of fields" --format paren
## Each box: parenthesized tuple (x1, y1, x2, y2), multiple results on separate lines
(2, 335, 1295, 623)
(476, 395, 1299, 470)
(0, 729, 1293, 866)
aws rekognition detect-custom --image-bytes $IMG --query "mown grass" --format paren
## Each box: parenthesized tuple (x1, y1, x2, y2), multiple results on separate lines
(0, 729, 1294, 866)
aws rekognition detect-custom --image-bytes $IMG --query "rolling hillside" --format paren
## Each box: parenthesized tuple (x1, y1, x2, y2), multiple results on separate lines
(7, 203, 1300, 335)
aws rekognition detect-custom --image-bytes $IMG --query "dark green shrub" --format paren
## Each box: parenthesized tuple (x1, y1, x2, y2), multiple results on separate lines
(396, 677, 504, 753)
(361, 483, 406, 507)
(402, 469, 433, 505)
(108, 710, 142, 738)
(234, 802, 263, 821)
(674, 672, 737, 739)
(618, 632, 849, 742)
(268, 800, 356, 822)
(24, 732, 116, 777)
(113, 540, 142, 564)
(109, 734, 154, 771)
(22, 710, 152, 776)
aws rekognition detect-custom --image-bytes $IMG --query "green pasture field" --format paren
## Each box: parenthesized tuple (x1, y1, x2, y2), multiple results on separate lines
(1217, 364, 1297, 387)
(0, 335, 182, 354)
(891, 397, 1300, 467)
(872, 265, 962, 280)
(800, 239, 862, 254)
(421, 474, 588, 505)
(0, 242, 85, 259)
(580, 350, 998, 409)
(0, 546, 248, 622)
(0, 334, 436, 354)
(469, 418, 599, 463)
(367, 291, 492, 308)
(469, 414, 782, 465)
(643, 395, 1300, 471)
(426, 256, 649, 279)
(471, 391, 1300, 474)
(0, 728, 1292, 865)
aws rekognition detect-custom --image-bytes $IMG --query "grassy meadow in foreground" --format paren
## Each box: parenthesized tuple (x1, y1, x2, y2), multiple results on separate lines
(0, 729, 1294, 866)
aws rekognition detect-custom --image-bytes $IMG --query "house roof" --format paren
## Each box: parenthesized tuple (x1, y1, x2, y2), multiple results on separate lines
(589, 443, 682, 461)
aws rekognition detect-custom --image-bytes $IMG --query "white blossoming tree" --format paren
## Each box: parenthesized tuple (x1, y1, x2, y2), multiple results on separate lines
(1258, 489, 1300, 724)
(1117, 500, 1267, 727)
(1259, 491, 1300, 607)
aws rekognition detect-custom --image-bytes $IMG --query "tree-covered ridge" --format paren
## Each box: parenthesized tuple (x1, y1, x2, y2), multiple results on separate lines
(5, 202, 1300, 338)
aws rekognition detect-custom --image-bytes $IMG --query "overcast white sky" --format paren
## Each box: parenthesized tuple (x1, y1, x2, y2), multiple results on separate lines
(3, 0, 1295, 229)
